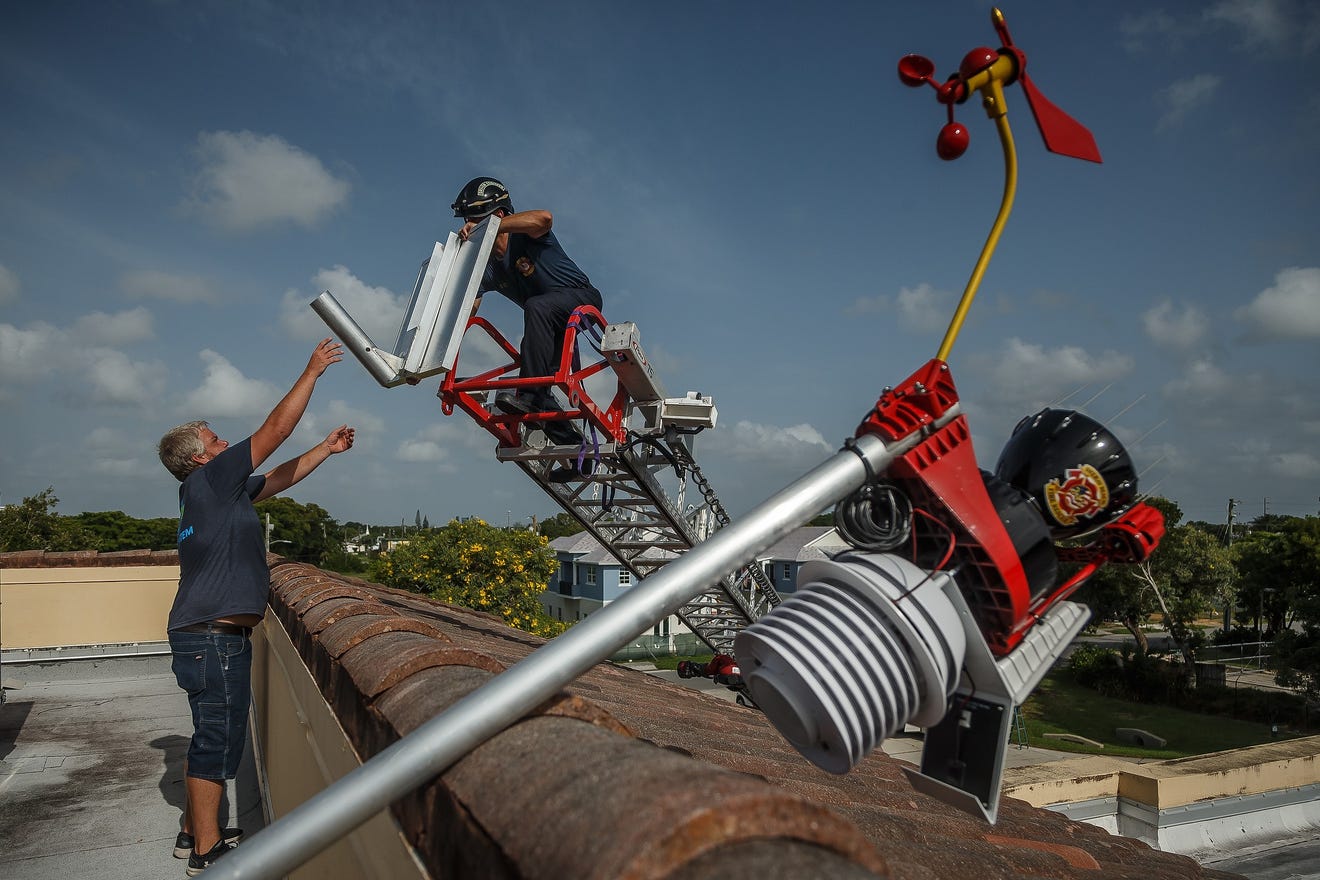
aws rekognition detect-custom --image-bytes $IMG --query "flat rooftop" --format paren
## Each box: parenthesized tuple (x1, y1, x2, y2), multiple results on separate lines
(0, 654, 264, 880)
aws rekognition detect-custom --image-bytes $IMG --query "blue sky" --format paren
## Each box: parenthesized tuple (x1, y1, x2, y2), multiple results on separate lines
(2, 0, 1318, 530)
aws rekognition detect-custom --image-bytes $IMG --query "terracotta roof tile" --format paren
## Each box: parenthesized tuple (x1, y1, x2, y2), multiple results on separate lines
(0, 548, 180, 567)
(264, 560, 1243, 880)
(316, 613, 450, 659)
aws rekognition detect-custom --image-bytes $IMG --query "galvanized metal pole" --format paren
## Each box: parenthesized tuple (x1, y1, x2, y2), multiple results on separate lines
(209, 432, 905, 880)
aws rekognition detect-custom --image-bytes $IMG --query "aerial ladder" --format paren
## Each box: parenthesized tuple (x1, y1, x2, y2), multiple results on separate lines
(311, 224, 782, 654)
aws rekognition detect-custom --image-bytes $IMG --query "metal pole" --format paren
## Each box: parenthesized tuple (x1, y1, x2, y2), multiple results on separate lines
(209, 432, 901, 880)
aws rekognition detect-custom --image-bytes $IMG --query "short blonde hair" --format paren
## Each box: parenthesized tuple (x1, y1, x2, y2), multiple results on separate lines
(158, 421, 208, 482)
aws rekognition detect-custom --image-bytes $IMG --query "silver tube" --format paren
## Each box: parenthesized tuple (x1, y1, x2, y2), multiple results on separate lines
(210, 432, 899, 880)
(310, 291, 405, 388)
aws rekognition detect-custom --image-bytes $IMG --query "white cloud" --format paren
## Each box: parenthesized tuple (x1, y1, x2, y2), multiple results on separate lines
(91, 456, 156, 478)
(181, 349, 282, 418)
(72, 307, 155, 346)
(76, 347, 168, 405)
(1206, 0, 1292, 49)
(978, 338, 1134, 409)
(286, 399, 387, 454)
(847, 282, 951, 334)
(1156, 74, 1222, 130)
(1164, 357, 1233, 399)
(119, 268, 222, 304)
(184, 130, 350, 232)
(324, 399, 386, 437)
(0, 263, 20, 304)
(0, 312, 164, 406)
(1261, 450, 1320, 479)
(395, 421, 485, 465)
(1143, 299, 1209, 351)
(281, 265, 406, 344)
(1119, 10, 1188, 52)
(1234, 266, 1320, 340)
(724, 420, 834, 461)
(1123, 2, 1320, 55)
(397, 438, 448, 463)
(0, 321, 63, 383)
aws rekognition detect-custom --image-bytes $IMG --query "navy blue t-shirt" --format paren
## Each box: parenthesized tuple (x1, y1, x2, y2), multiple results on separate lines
(167, 437, 269, 631)
(480, 229, 592, 307)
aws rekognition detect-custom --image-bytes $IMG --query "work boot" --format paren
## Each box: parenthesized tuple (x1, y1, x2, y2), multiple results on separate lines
(541, 418, 583, 447)
(548, 459, 595, 483)
(495, 390, 540, 416)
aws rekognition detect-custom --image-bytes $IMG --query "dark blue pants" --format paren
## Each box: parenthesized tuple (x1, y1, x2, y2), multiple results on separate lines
(520, 285, 602, 381)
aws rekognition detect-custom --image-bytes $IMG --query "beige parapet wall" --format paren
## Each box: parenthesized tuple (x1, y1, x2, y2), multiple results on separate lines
(252, 611, 428, 880)
(1003, 736, 1320, 810)
(0, 551, 182, 649)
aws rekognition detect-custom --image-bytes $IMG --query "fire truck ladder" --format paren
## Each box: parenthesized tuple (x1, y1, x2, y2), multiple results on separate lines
(442, 310, 782, 654)
(310, 219, 782, 654)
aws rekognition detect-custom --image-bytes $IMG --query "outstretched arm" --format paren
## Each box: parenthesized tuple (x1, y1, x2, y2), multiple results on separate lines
(250, 339, 342, 470)
(253, 425, 355, 502)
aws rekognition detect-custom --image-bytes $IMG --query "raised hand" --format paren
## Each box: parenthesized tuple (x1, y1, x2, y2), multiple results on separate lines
(324, 425, 355, 454)
(306, 338, 344, 378)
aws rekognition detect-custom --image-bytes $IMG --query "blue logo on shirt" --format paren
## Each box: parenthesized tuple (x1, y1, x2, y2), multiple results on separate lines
(178, 525, 195, 543)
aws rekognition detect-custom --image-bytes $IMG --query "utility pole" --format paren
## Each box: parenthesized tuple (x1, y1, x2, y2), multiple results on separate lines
(1222, 498, 1237, 632)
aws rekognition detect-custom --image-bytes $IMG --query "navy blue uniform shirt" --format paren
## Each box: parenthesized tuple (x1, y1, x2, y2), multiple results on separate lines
(168, 437, 269, 630)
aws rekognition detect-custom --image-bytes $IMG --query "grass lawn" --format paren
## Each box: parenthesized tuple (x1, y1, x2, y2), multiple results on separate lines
(641, 654, 1300, 761)
(1021, 669, 1296, 759)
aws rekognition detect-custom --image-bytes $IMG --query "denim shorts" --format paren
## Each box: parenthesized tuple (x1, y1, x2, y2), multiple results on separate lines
(169, 630, 253, 780)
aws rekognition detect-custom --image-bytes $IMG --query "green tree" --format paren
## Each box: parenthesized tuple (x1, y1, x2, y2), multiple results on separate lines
(71, 510, 177, 551)
(1242, 517, 1320, 695)
(372, 518, 564, 637)
(1135, 526, 1235, 671)
(1075, 496, 1235, 669)
(1234, 516, 1319, 636)
(538, 512, 585, 540)
(254, 496, 339, 565)
(0, 488, 100, 552)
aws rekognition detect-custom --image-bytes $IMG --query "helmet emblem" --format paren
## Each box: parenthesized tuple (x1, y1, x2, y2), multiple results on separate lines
(1043, 464, 1110, 527)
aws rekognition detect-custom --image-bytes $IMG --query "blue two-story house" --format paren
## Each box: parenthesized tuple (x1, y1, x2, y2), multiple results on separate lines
(539, 526, 849, 651)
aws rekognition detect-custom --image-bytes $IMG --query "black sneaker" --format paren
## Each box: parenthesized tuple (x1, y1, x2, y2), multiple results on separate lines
(174, 828, 242, 859)
(186, 838, 236, 875)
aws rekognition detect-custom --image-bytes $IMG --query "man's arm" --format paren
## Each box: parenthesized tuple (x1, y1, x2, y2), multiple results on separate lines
(460, 209, 552, 244)
(250, 339, 342, 470)
(253, 425, 355, 502)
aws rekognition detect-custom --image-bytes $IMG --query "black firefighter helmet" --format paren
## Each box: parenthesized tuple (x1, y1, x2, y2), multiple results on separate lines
(993, 408, 1138, 542)
(452, 176, 513, 220)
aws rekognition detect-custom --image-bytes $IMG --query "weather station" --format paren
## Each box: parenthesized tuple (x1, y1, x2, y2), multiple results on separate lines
(213, 8, 1168, 879)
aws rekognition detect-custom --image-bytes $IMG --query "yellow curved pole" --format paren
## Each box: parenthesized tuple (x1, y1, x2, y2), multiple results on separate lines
(935, 60, 1020, 363)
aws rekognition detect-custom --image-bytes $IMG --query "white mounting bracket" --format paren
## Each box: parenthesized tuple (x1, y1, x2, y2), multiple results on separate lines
(311, 217, 500, 387)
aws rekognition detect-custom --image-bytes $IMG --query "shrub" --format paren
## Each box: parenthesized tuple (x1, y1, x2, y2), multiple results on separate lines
(371, 518, 566, 638)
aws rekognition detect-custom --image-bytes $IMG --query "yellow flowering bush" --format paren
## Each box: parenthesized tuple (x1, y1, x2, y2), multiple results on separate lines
(371, 518, 566, 637)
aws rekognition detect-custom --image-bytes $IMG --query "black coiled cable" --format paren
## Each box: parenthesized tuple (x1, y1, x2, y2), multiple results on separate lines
(834, 481, 913, 551)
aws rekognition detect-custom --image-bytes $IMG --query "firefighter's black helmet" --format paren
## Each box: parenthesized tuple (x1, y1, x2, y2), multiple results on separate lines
(452, 176, 513, 220)
(993, 408, 1138, 541)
